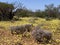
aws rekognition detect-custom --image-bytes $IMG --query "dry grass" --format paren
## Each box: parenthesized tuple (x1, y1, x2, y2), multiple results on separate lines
(0, 17, 60, 45)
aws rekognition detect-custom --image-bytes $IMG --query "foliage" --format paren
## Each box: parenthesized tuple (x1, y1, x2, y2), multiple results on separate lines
(0, 2, 14, 21)
(14, 4, 60, 20)
(0, 2, 60, 21)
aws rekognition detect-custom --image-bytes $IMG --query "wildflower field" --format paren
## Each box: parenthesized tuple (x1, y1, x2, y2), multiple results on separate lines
(0, 17, 60, 45)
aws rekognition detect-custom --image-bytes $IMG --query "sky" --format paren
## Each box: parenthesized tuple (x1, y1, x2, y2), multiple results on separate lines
(0, 0, 60, 11)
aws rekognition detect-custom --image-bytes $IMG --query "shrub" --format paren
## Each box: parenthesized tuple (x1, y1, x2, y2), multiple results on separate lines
(31, 29, 52, 43)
